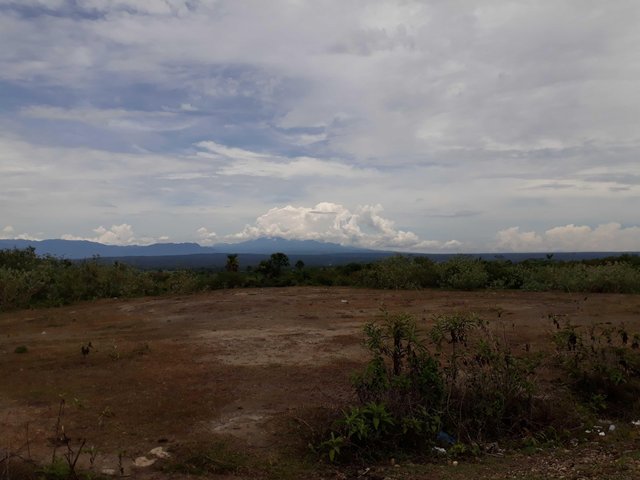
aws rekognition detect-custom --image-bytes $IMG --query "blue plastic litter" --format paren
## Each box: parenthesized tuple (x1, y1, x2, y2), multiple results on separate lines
(436, 431, 456, 445)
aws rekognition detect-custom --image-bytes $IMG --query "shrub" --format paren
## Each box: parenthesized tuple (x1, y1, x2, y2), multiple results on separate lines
(585, 262, 640, 293)
(438, 256, 488, 290)
(358, 255, 420, 289)
(319, 311, 548, 462)
(553, 320, 640, 417)
(320, 312, 444, 461)
(430, 313, 542, 442)
(484, 260, 524, 289)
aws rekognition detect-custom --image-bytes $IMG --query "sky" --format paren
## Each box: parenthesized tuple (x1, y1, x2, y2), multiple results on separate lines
(1, 0, 639, 252)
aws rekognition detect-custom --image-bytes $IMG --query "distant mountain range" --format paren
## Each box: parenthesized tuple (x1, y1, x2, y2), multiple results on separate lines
(0, 237, 637, 269)
(0, 237, 377, 259)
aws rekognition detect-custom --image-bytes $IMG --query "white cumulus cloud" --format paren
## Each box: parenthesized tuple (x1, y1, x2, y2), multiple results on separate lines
(225, 202, 460, 251)
(195, 227, 217, 246)
(0, 225, 41, 240)
(61, 224, 157, 245)
(496, 223, 640, 252)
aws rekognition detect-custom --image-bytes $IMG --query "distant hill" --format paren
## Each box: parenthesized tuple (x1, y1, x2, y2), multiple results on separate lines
(0, 237, 378, 259)
(0, 237, 637, 268)
(210, 237, 375, 254)
(0, 239, 208, 258)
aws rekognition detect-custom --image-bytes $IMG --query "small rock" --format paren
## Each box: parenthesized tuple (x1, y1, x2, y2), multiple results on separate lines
(485, 442, 502, 453)
(598, 432, 606, 437)
(609, 424, 616, 432)
(452, 461, 459, 467)
(149, 446, 170, 458)
(631, 420, 640, 427)
(133, 456, 156, 467)
(101, 468, 117, 476)
(433, 447, 447, 455)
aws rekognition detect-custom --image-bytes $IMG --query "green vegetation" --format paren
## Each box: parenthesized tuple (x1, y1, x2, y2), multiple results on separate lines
(317, 312, 546, 462)
(552, 319, 640, 418)
(333, 312, 445, 458)
(1, 247, 639, 311)
(316, 311, 640, 464)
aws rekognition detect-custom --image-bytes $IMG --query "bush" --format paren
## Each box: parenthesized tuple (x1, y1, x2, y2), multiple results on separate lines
(357, 255, 439, 290)
(320, 312, 444, 461)
(438, 256, 488, 290)
(484, 260, 524, 289)
(319, 311, 546, 462)
(553, 320, 640, 417)
(431, 313, 540, 442)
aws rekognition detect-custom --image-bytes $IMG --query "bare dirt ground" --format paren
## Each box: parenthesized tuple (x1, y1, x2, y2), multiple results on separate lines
(2, 287, 640, 479)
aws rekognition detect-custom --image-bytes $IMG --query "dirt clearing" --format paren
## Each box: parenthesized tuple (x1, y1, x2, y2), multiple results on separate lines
(2, 287, 640, 478)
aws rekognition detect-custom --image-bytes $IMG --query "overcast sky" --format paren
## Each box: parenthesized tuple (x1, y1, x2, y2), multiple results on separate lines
(1, 0, 639, 252)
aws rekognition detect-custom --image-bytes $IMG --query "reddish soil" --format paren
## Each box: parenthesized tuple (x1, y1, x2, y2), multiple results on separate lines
(2, 287, 640, 479)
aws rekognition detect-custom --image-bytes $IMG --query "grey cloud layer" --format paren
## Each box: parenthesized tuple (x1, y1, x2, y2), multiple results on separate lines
(0, 1, 639, 250)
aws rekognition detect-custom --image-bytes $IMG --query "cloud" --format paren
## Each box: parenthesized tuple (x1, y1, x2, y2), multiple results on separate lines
(226, 202, 460, 251)
(195, 141, 376, 179)
(61, 224, 157, 245)
(0, 225, 40, 240)
(195, 227, 217, 246)
(496, 223, 640, 252)
(496, 227, 544, 252)
(1, 1, 640, 250)
(21, 106, 194, 132)
(424, 210, 482, 219)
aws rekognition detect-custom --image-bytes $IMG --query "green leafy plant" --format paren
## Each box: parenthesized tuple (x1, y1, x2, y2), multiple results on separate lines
(318, 432, 345, 463)
(320, 311, 444, 462)
(430, 313, 541, 443)
(553, 319, 640, 417)
(37, 457, 71, 480)
(318, 310, 551, 462)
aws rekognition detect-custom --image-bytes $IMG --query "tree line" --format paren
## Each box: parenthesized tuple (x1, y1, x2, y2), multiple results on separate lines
(1, 247, 639, 311)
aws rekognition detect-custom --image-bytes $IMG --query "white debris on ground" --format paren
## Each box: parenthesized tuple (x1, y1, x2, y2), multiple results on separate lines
(149, 446, 171, 458)
(133, 456, 156, 467)
(132, 446, 171, 468)
(586, 423, 616, 437)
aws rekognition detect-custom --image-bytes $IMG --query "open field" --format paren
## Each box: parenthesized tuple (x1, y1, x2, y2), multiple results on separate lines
(2, 287, 640, 479)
